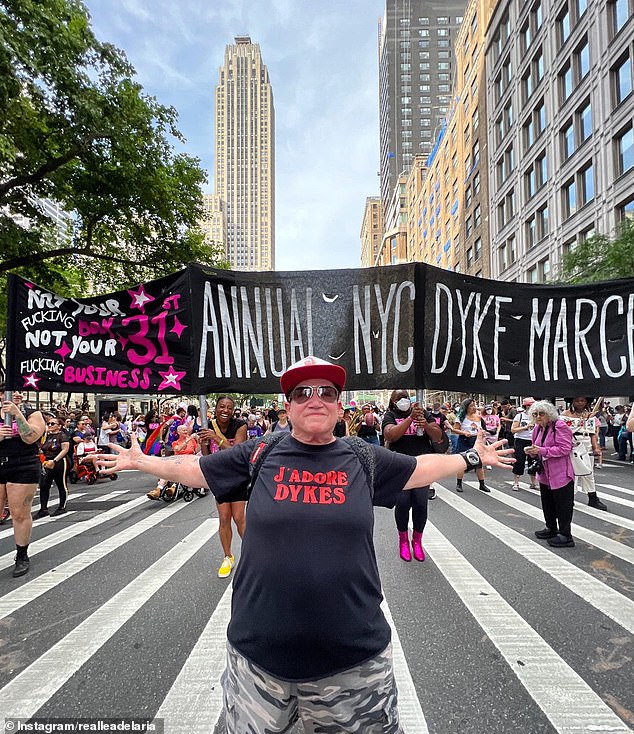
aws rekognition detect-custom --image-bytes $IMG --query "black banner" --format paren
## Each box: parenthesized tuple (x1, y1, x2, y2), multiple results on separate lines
(5, 264, 634, 395)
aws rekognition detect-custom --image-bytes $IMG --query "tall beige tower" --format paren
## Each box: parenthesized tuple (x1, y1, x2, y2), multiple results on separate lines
(214, 36, 275, 271)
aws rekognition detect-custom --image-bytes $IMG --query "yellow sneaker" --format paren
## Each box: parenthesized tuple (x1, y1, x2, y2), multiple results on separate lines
(217, 555, 235, 579)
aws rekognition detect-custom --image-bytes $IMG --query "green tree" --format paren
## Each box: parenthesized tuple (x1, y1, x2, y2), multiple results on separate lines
(556, 219, 634, 284)
(0, 0, 226, 291)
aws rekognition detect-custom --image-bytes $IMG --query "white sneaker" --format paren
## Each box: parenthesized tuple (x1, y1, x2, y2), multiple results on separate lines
(512, 482, 520, 491)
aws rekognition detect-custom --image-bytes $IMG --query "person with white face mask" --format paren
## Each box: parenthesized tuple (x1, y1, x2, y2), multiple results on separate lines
(382, 389, 443, 562)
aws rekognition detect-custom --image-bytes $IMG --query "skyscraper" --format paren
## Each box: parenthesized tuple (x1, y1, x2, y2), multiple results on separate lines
(379, 0, 466, 219)
(214, 36, 275, 271)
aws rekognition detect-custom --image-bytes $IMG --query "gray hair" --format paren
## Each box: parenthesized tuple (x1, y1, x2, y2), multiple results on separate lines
(528, 400, 558, 423)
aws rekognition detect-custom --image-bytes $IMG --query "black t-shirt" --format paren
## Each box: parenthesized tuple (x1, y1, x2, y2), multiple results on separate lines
(199, 435, 416, 681)
(0, 408, 40, 458)
(332, 419, 347, 437)
(41, 432, 70, 460)
(267, 408, 279, 424)
(382, 408, 436, 456)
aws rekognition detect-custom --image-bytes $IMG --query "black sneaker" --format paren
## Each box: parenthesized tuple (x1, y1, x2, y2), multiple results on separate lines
(12, 555, 30, 577)
(478, 484, 491, 493)
(52, 507, 67, 516)
(456, 482, 464, 493)
(428, 487, 436, 500)
(547, 534, 575, 548)
(535, 528, 557, 539)
(35, 509, 50, 519)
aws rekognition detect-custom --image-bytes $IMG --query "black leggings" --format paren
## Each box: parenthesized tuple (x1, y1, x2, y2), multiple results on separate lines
(540, 481, 574, 538)
(395, 486, 429, 533)
(39, 461, 68, 511)
(513, 438, 535, 477)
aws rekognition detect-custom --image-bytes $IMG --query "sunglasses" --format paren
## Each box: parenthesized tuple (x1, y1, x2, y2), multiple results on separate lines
(288, 385, 340, 404)
(47, 422, 58, 426)
(534, 411, 547, 416)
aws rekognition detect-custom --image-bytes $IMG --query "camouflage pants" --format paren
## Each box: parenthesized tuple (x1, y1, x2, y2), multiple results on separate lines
(222, 642, 402, 733)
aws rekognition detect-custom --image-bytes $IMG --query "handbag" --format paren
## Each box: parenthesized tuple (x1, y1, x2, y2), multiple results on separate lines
(526, 454, 543, 474)
(571, 440, 593, 476)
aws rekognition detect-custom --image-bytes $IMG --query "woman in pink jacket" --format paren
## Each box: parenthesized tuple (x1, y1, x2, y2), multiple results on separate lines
(524, 400, 576, 548)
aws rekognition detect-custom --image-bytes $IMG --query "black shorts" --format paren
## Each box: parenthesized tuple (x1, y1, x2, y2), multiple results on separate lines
(0, 455, 42, 485)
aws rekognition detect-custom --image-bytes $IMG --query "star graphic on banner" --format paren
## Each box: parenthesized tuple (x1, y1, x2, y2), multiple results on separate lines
(170, 316, 187, 339)
(55, 341, 72, 360)
(23, 373, 40, 390)
(128, 284, 154, 313)
(117, 334, 129, 350)
(157, 366, 186, 391)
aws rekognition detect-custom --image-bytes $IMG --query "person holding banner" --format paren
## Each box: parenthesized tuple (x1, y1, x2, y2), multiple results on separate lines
(561, 397, 608, 511)
(0, 386, 46, 577)
(95, 356, 514, 734)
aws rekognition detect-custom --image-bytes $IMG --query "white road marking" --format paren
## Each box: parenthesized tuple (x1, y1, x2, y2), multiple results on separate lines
(424, 521, 630, 733)
(381, 597, 429, 733)
(513, 482, 634, 531)
(464, 481, 634, 565)
(0, 493, 88, 541)
(86, 490, 130, 502)
(0, 518, 219, 718)
(0, 496, 148, 571)
(435, 485, 634, 634)
(0, 498, 197, 620)
(597, 483, 634, 499)
(156, 585, 232, 732)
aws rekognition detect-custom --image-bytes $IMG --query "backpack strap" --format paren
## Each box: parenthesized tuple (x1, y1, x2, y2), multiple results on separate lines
(247, 432, 290, 497)
(342, 436, 376, 499)
(246, 434, 377, 500)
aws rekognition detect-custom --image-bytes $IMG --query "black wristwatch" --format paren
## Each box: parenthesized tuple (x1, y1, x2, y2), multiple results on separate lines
(460, 449, 482, 471)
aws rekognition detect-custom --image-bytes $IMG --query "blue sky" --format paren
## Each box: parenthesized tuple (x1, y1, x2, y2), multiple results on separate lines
(86, 0, 386, 271)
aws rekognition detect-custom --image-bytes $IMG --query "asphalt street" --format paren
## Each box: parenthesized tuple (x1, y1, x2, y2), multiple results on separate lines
(0, 455, 632, 734)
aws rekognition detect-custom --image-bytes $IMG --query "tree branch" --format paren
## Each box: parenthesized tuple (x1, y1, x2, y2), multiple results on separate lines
(0, 247, 150, 273)
(0, 149, 80, 198)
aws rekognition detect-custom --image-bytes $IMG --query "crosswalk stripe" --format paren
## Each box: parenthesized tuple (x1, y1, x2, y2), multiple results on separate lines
(598, 483, 634, 498)
(87, 490, 130, 502)
(464, 481, 634, 565)
(0, 518, 219, 718)
(156, 585, 232, 731)
(0, 493, 88, 541)
(380, 598, 428, 733)
(435, 485, 634, 634)
(512, 482, 634, 531)
(423, 521, 631, 733)
(0, 497, 198, 620)
(0, 496, 148, 571)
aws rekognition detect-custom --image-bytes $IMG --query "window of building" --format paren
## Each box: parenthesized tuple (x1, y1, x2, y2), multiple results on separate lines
(438, 62, 450, 70)
(562, 119, 575, 159)
(473, 172, 481, 193)
(439, 50, 450, 58)
(563, 178, 577, 217)
(466, 247, 473, 266)
(419, 40, 429, 48)
(578, 101, 592, 141)
(539, 258, 551, 281)
(419, 28, 429, 37)
(521, 21, 532, 52)
(419, 16, 429, 24)
(614, 54, 633, 105)
(466, 216, 473, 236)
(581, 163, 594, 204)
(474, 237, 482, 260)
(438, 40, 450, 48)
(533, 1, 543, 29)
(537, 152, 548, 185)
(472, 140, 480, 166)
(575, 38, 590, 79)
(438, 28, 449, 36)
(616, 125, 634, 173)
(474, 204, 481, 228)
(439, 84, 450, 92)
(611, 0, 632, 34)
(466, 187, 473, 208)
(526, 167, 537, 198)
(560, 63, 573, 101)
(559, 4, 571, 43)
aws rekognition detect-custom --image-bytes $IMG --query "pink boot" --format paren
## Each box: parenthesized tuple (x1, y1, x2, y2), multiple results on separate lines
(411, 531, 425, 562)
(399, 531, 411, 561)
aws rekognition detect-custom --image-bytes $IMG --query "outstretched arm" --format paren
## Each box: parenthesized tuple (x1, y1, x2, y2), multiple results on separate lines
(404, 432, 514, 490)
(95, 434, 208, 488)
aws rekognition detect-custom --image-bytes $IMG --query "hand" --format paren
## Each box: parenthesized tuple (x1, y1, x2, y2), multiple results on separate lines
(411, 404, 425, 423)
(44, 459, 56, 469)
(524, 445, 539, 456)
(2, 400, 20, 417)
(198, 428, 221, 443)
(95, 433, 144, 474)
(473, 431, 515, 469)
(0, 425, 13, 439)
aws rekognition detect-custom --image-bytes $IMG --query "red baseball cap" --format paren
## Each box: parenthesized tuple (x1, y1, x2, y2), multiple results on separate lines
(280, 356, 346, 396)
